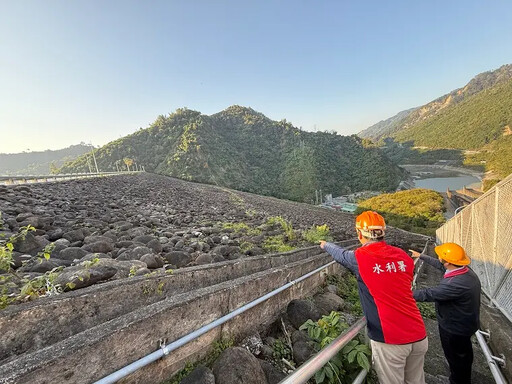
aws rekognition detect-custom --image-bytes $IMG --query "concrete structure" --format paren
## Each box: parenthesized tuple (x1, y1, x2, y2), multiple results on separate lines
(0, 246, 353, 384)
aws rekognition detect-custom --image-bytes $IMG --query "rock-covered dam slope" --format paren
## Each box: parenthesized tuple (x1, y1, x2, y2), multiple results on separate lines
(0, 173, 426, 300)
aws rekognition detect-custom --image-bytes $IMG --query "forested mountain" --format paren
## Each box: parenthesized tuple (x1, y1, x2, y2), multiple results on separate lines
(0, 144, 91, 175)
(60, 106, 405, 202)
(358, 64, 512, 184)
(358, 108, 417, 141)
(359, 64, 512, 141)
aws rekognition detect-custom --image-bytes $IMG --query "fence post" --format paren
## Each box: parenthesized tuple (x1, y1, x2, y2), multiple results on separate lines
(491, 186, 500, 301)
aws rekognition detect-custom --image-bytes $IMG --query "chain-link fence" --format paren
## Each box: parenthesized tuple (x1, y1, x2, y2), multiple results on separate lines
(437, 173, 512, 323)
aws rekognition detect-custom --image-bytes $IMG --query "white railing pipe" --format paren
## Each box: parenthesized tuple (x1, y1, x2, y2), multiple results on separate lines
(475, 330, 507, 384)
(94, 258, 341, 384)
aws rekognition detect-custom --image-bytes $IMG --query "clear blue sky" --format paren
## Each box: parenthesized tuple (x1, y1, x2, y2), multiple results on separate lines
(1, 0, 511, 153)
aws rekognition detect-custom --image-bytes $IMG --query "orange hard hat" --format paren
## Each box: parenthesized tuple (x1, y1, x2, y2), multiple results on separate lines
(355, 211, 386, 238)
(435, 243, 470, 265)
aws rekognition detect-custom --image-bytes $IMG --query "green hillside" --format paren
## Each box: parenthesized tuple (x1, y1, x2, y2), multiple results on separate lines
(393, 79, 512, 149)
(356, 189, 445, 236)
(59, 106, 405, 202)
(359, 64, 512, 185)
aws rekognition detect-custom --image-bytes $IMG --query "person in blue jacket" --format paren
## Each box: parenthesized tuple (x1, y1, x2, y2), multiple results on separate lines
(411, 242, 481, 384)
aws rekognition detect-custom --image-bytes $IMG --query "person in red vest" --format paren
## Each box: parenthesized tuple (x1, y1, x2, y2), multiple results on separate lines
(411, 243, 481, 384)
(320, 211, 427, 384)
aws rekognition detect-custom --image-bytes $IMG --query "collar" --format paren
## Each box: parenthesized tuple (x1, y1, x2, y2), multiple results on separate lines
(444, 266, 469, 278)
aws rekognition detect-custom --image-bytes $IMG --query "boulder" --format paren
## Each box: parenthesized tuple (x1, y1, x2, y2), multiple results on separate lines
(195, 254, 213, 265)
(163, 251, 191, 267)
(147, 238, 163, 253)
(117, 246, 152, 261)
(56, 265, 117, 290)
(259, 360, 286, 384)
(212, 347, 268, 384)
(140, 254, 164, 269)
(83, 235, 114, 245)
(132, 235, 157, 244)
(59, 247, 88, 261)
(62, 229, 85, 243)
(12, 232, 48, 255)
(81, 241, 114, 254)
(313, 292, 345, 315)
(286, 299, 321, 329)
(292, 339, 315, 365)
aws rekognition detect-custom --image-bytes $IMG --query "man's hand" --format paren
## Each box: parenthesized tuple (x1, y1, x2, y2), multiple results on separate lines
(319, 240, 326, 249)
(409, 249, 421, 258)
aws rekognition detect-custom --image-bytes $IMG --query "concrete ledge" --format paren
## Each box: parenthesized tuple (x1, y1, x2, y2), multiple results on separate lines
(0, 252, 341, 384)
(0, 246, 334, 362)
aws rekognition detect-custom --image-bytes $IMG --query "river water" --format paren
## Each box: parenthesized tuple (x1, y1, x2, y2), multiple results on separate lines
(415, 175, 481, 192)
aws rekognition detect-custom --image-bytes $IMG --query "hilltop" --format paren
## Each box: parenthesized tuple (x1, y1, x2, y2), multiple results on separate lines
(358, 64, 512, 185)
(60, 106, 405, 202)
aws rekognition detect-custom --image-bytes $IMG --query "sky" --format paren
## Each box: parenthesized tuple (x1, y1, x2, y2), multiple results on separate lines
(1, 1, 512, 154)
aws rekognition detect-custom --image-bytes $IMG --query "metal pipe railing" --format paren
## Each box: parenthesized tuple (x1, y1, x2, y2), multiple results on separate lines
(94, 258, 340, 384)
(278, 317, 367, 384)
(475, 330, 507, 384)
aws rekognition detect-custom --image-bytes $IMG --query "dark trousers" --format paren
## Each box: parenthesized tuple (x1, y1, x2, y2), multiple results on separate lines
(439, 326, 473, 384)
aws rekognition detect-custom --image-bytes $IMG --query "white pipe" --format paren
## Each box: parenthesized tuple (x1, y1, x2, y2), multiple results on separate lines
(94, 259, 339, 384)
(475, 330, 507, 384)
(352, 368, 368, 384)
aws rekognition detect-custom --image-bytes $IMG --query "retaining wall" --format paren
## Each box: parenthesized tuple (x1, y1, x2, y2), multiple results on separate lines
(0, 248, 344, 384)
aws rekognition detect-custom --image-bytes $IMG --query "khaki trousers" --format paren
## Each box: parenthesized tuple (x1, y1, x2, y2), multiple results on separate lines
(370, 337, 428, 384)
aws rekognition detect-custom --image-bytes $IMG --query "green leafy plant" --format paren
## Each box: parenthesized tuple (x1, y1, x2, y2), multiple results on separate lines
(37, 243, 56, 262)
(300, 311, 371, 383)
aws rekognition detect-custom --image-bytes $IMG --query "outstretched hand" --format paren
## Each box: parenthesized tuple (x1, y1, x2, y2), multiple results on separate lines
(409, 249, 421, 258)
(319, 240, 326, 249)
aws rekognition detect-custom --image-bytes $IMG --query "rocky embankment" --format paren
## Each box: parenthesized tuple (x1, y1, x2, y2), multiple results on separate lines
(0, 173, 427, 307)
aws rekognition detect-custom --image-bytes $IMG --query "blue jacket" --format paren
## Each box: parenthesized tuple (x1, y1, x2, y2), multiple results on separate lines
(413, 254, 481, 336)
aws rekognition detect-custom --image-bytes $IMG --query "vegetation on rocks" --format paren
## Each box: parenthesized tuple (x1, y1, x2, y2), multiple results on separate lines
(59, 106, 405, 202)
(355, 189, 445, 236)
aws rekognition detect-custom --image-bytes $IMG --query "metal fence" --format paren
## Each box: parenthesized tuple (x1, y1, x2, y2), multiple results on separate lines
(436, 173, 512, 322)
(0, 171, 143, 185)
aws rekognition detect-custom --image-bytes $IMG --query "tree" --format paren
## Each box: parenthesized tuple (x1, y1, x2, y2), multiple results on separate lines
(123, 158, 134, 171)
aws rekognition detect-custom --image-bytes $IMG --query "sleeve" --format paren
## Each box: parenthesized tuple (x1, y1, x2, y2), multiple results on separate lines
(419, 253, 446, 272)
(323, 242, 358, 274)
(413, 279, 463, 302)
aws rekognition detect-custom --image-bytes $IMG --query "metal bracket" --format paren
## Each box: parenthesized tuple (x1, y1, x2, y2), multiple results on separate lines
(492, 354, 506, 368)
(159, 338, 170, 355)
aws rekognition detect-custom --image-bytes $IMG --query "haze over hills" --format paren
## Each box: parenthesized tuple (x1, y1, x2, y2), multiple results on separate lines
(0, 144, 91, 175)
(60, 106, 405, 202)
(359, 64, 512, 185)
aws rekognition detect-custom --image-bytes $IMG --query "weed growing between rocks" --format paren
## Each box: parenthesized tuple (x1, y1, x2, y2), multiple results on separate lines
(302, 224, 332, 244)
(0, 225, 64, 309)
